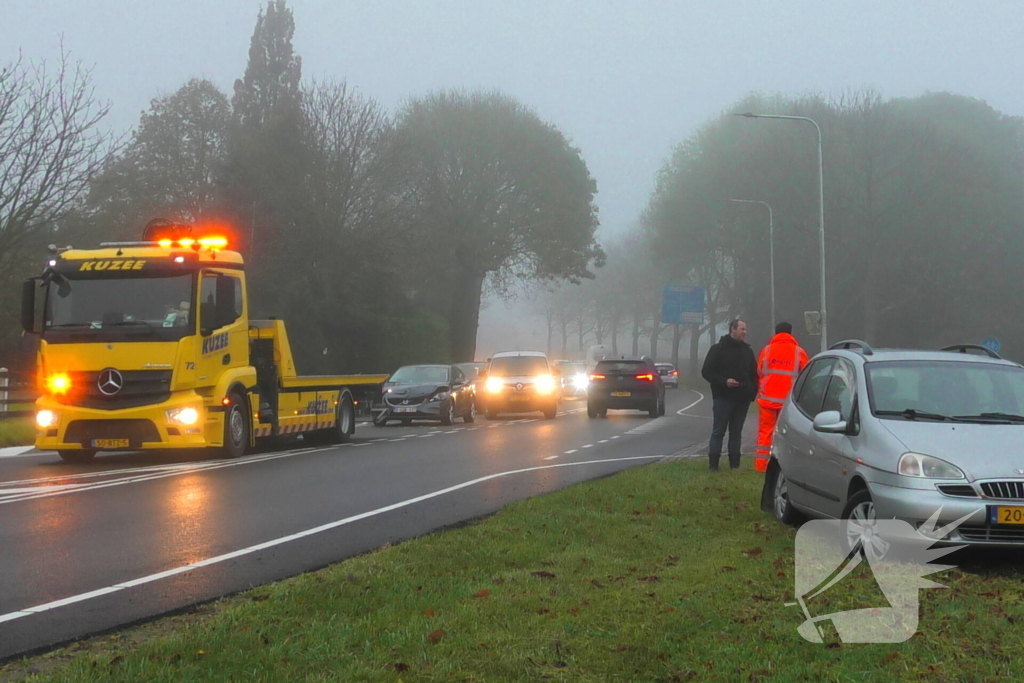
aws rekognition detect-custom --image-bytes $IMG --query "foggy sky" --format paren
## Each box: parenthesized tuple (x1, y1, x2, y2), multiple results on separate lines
(6, 1, 1023, 359)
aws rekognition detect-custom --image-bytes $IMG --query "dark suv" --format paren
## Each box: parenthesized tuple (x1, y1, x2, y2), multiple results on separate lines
(587, 356, 666, 418)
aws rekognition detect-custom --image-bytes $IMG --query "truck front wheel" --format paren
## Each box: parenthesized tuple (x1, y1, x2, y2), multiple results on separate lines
(218, 393, 248, 459)
(58, 450, 96, 464)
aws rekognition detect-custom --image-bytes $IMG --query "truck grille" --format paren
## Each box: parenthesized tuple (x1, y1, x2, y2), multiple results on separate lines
(58, 370, 172, 410)
(980, 481, 1024, 500)
(64, 419, 161, 448)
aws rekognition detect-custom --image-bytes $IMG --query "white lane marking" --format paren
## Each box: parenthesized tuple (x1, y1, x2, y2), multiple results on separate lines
(520, 419, 537, 424)
(0, 447, 339, 505)
(598, 439, 608, 444)
(444, 430, 458, 434)
(544, 455, 558, 460)
(582, 444, 593, 449)
(610, 436, 620, 440)
(388, 439, 406, 443)
(0, 446, 36, 459)
(0, 454, 666, 625)
(564, 449, 577, 454)
(676, 389, 706, 416)
(353, 443, 372, 448)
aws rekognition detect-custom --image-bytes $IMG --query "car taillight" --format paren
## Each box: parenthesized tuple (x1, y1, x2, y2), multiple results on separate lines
(635, 373, 655, 381)
(590, 373, 605, 381)
(672, 370, 678, 376)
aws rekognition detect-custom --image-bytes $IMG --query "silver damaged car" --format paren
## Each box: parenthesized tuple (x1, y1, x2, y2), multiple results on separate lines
(762, 341, 1024, 555)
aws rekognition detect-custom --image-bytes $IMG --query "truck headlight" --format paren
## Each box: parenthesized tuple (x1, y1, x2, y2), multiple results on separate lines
(36, 410, 57, 428)
(166, 406, 201, 426)
(898, 452, 965, 479)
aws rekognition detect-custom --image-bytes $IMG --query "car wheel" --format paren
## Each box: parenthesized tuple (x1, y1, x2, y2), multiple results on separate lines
(658, 393, 666, 416)
(770, 464, 805, 526)
(440, 400, 455, 426)
(58, 450, 96, 464)
(842, 488, 890, 562)
(463, 401, 476, 424)
(648, 398, 659, 418)
(587, 402, 597, 419)
(599, 408, 608, 418)
(217, 392, 248, 459)
(543, 403, 557, 419)
(400, 419, 412, 426)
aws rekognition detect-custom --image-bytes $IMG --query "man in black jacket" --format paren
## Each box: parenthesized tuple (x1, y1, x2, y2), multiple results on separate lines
(701, 319, 759, 471)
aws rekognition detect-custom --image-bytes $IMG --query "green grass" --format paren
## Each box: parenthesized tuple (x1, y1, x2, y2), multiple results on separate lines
(5, 461, 1024, 682)
(0, 417, 34, 447)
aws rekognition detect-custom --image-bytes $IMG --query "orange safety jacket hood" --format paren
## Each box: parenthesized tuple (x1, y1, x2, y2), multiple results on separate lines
(757, 333, 809, 408)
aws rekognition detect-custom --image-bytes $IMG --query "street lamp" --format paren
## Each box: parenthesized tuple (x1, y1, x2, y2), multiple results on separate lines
(735, 112, 827, 352)
(728, 199, 775, 332)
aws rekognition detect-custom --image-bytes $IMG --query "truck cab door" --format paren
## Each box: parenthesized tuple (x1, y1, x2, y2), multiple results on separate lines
(195, 270, 248, 391)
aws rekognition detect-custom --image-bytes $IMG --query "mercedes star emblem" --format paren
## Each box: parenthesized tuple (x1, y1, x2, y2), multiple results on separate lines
(97, 368, 124, 396)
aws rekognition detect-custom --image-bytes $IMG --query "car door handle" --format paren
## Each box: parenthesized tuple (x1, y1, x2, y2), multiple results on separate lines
(222, 354, 231, 365)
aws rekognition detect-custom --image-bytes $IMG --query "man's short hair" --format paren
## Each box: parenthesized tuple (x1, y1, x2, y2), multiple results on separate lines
(729, 318, 744, 331)
(775, 321, 793, 335)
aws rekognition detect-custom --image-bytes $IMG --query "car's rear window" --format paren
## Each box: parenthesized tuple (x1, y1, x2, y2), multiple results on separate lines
(489, 356, 549, 376)
(596, 361, 647, 373)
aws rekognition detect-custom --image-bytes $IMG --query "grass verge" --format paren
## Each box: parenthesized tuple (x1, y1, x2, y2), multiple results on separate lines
(0, 418, 34, 447)
(4, 460, 1023, 682)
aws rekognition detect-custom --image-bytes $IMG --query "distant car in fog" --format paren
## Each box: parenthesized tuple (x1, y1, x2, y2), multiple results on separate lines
(554, 360, 588, 399)
(656, 362, 680, 388)
(587, 356, 666, 418)
(376, 364, 475, 426)
(481, 351, 560, 419)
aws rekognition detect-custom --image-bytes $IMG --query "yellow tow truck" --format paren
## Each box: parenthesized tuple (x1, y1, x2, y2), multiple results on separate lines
(20, 221, 388, 463)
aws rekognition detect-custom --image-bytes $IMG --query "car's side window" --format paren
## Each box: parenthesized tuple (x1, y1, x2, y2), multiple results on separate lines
(452, 367, 465, 384)
(821, 359, 856, 422)
(795, 358, 836, 417)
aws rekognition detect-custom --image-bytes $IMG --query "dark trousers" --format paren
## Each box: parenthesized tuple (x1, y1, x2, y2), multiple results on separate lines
(709, 399, 750, 469)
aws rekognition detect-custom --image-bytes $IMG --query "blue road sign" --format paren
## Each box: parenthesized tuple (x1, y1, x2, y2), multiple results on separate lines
(982, 337, 1001, 354)
(661, 286, 705, 325)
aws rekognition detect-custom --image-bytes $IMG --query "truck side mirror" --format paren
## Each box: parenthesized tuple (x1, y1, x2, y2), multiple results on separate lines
(21, 279, 36, 333)
(200, 301, 216, 336)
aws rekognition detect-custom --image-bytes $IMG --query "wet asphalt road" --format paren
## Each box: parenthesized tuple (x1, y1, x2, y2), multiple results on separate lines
(0, 388, 718, 660)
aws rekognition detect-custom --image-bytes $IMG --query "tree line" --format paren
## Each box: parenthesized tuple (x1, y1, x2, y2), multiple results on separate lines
(0, 0, 602, 374)
(535, 88, 1024, 375)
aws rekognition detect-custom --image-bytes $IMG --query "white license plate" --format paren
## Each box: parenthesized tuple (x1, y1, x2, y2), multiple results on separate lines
(394, 406, 418, 413)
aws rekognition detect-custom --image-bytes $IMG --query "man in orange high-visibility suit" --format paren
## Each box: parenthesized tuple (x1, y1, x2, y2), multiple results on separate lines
(756, 322, 809, 473)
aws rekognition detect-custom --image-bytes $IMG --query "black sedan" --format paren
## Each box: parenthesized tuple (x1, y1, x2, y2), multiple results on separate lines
(586, 356, 666, 418)
(374, 364, 475, 426)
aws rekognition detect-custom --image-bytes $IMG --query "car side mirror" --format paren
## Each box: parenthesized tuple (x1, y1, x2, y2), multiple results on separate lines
(813, 410, 848, 434)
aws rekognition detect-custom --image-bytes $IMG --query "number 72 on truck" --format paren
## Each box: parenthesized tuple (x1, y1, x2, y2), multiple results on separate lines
(21, 222, 388, 463)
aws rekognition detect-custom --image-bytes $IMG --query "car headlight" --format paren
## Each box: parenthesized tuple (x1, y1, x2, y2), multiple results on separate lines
(166, 406, 201, 426)
(486, 377, 504, 393)
(429, 391, 451, 402)
(573, 373, 588, 390)
(535, 375, 555, 393)
(36, 410, 58, 428)
(898, 452, 965, 479)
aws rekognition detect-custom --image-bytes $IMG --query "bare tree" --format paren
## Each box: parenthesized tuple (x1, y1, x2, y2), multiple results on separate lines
(0, 51, 115, 278)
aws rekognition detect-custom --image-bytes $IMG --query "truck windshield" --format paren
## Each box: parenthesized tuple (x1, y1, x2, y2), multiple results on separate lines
(44, 274, 195, 343)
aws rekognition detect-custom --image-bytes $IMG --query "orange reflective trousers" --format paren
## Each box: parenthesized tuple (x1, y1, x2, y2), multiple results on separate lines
(756, 406, 780, 473)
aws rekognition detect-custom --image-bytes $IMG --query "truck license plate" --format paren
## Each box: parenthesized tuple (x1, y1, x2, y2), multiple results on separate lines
(92, 439, 130, 449)
(992, 506, 1024, 525)
(611, 391, 631, 397)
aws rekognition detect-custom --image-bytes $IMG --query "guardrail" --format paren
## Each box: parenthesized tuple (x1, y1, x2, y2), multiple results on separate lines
(0, 368, 36, 420)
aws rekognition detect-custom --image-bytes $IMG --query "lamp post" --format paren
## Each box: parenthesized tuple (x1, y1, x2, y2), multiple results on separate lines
(728, 198, 775, 332)
(735, 112, 827, 352)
